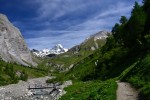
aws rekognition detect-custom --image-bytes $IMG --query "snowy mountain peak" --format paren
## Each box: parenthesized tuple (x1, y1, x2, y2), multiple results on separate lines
(53, 44, 63, 50)
(32, 44, 68, 57)
(42, 49, 50, 53)
(52, 44, 68, 52)
(56, 44, 63, 48)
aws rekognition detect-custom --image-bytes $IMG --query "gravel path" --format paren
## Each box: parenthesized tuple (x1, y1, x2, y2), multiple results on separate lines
(0, 76, 72, 100)
(0, 76, 51, 99)
(117, 81, 139, 100)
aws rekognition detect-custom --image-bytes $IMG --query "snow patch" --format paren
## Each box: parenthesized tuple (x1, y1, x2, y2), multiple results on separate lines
(32, 44, 68, 57)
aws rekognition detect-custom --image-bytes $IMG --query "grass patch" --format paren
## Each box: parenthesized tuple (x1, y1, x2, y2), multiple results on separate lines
(0, 60, 47, 86)
(118, 61, 139, 80)
(14, 65, 47, 78)
(60, 79, 117, 100)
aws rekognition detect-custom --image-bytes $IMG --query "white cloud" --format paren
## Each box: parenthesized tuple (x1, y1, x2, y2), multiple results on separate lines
(66, 2, 133, 33)
(24, 0, 140, 49)
(26, 30, 92, 49)
(96, 2, 133, 18)
(33, 0, 94, 20)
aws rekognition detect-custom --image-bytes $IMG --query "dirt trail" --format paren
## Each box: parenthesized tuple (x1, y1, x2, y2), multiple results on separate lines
(117, 81, 139, 100)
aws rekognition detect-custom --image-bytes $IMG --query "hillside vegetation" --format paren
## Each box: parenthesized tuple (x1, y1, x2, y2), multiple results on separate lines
(45, 32, 107, 71)
(120, 54, 150, 100)
(0, 59, 47, 86)
(47, 1, 150, 100)
(60, 79, 117, 100)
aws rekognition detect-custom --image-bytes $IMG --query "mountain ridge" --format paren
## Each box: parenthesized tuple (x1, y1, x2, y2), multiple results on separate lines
(32, 44, 68, 57)
(43, 31, 109, 72)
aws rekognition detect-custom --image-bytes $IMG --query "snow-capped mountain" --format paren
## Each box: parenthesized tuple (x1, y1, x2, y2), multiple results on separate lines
(52, 44, 68, 53)
(32, 44, 68, 57)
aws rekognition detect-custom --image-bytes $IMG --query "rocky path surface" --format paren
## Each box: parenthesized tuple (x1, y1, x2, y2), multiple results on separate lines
(0, 76, 51, 99)
(0, 76, 72, 100)
(117, 81, 139, 100)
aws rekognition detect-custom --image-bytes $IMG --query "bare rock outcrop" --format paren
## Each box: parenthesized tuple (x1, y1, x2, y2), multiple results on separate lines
(0, 14, 37, 66)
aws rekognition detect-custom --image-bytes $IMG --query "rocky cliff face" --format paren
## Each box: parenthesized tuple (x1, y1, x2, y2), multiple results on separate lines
(0, 14, 37, 66)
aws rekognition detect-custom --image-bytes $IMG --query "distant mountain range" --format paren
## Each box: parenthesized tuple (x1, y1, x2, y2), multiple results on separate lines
(32, 44, 68, 57)
(44, 31, 110, 71)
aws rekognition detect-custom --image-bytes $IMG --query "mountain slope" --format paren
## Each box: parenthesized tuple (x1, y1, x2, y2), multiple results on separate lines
(0, 14, 36, 66)
(46, 31, 109, 71)
(48, 1, 150, 100)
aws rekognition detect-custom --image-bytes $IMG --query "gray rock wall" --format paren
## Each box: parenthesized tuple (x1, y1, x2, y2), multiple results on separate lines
(0, 14, 37, 66)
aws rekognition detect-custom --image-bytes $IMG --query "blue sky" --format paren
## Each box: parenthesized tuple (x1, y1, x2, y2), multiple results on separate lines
(0, 0, 142, 50)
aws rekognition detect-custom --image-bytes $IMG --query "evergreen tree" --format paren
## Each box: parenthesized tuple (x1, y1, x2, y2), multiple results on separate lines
(112, 16, 128, 45)
(143, 0, 150, 10)
(112, 23, 119, 33)
(143, 0, 150, 36)
(123, 2, 146, 48)
(120, 16, 128, 24)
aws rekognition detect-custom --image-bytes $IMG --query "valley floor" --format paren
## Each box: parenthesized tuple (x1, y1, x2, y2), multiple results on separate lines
(0, 76, 72, 100)
(0, 76, 51, 99)
(117, 81, 139, 100)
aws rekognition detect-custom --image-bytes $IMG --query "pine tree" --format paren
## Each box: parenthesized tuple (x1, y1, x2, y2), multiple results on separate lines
(123, 2, 146, 48)
(120, 16, 128, 24)
(143, 0, 150, 36)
